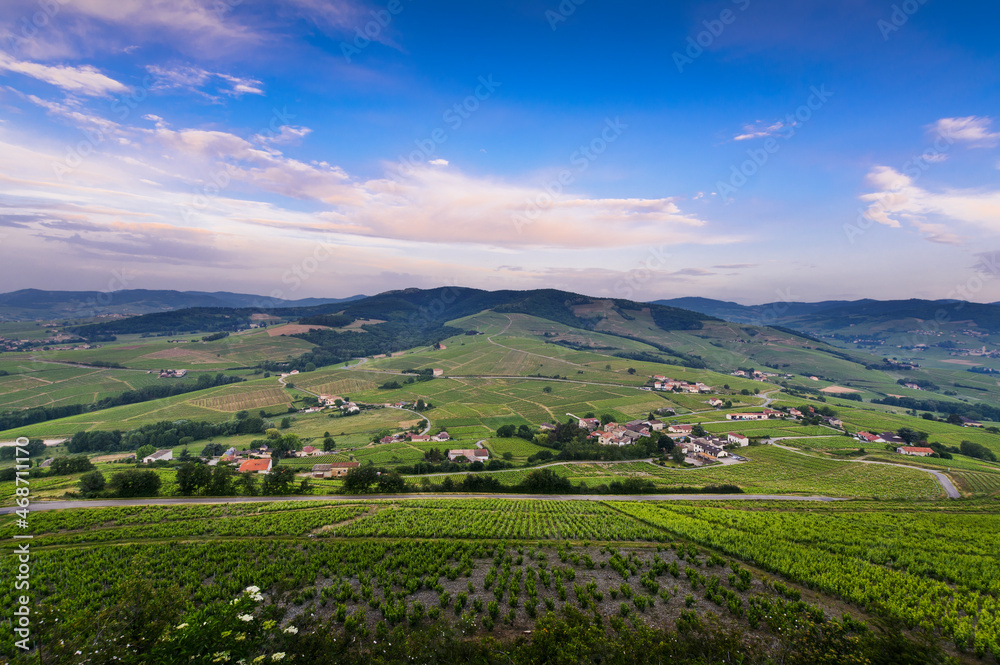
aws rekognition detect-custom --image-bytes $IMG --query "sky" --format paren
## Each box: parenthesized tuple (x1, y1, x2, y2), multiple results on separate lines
(0, 0, 999, 305)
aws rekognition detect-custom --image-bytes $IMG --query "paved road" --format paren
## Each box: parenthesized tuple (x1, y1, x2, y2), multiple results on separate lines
(769, 443, 960, 498)
(0, 492, 847, 515)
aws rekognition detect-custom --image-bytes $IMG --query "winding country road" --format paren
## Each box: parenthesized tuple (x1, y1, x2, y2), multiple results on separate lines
(0, 492, 847, 515)
(769, 442, 960, 499)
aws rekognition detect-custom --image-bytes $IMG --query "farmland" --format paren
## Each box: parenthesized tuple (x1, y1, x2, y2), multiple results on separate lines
(1, 497, 998, 662)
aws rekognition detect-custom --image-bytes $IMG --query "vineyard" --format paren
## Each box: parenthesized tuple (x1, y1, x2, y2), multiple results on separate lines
(2, 497, 999, 660)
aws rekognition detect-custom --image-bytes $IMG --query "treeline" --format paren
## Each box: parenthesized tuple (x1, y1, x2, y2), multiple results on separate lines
(0, 373, 244, 432)
(66, 415, 267, 454)
(873, 395, 1000, 422)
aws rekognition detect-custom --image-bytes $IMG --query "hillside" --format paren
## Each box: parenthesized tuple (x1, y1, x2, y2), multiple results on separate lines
(0, 289, 365, 322)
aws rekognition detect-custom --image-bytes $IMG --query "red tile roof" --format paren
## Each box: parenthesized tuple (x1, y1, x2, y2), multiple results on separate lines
(238, 459, 272, 473)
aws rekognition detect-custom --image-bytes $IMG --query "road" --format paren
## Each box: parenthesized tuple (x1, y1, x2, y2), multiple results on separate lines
(0, 492, 847, 515)
(769, 443, 960, 499)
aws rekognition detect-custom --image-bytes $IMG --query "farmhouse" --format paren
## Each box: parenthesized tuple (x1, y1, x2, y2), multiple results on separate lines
(708, 398, 724, 407)
(540, 423, 556, 431)
(238, 458, 273, 474)
(897, 446, 935, 457)
(726, 412, 769, 421)
(727, 432, 750, 447)
(645, 419, 665, 431)
(856, 432, 883, 443)
(142, 449, 173, 464)
(432, 368, 444, 377)
(158, 369, 187, 378)
(448, 449, 490, 463)
(578, 417, 601, 430)
(313, 462, 361, 478)
(433, 431, 451, 442)
(409, 434, 432, 442)
(668, 424, 693, 435)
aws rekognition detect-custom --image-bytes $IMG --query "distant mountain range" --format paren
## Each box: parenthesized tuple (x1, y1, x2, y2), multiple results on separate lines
(0, 289, 366, 321)
(653, 297, 1000, 334)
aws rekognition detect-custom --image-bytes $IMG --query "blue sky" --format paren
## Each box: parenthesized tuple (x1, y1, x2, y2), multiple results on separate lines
(0, 0, 998, 304)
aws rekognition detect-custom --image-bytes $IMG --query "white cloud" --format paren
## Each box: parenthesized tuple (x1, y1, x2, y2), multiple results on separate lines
(929, 116, 1000, 148)
(860, 166, 1000, 244)
(733, 120, 793, 141)
(0, 53, 126, 96)
(147, 65, 265, 99)
(428, 159, 449, 166)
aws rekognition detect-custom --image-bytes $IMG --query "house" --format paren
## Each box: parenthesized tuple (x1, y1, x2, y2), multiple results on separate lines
(158, 369, 187, 378)
(694, 452, 719, 464)
(625, 422, 650, 436)
(238, 458, 273, 474)
(880, 432, 905, 445)
(856, 432, 883, 444)
(727, 432, 749, 447)
(409, 434, 432, 442)
(702, 443, 728, 458)
(788, 408, 803, 417)
(433, 431, 451, 442)
(448, 449, 490, 463)
(644, 419, 665, 431)
(668, 424, 693, 434)
(678, 441, 704, 455)
(312, 462, 361, 478)
(708, 398, 724, 407)
(540, 423, 556, 431)
(142, 449, 173, 464)
(960, 417, 983, 428)
(432, 368, 444, 377)
(578, 417, 601, 430)
(897, 446, 935, 457)
(823, 417, 844, 427)
(726, 412, 769, 421)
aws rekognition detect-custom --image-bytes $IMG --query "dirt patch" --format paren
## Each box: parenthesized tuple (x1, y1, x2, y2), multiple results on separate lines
(941, 359, 978, 366)
(338, 318, 385, 330)
(116, 345, 146, 350)
(819, 386, 860, 394)
(252, 313, 283, 322)
(267, 324, 331, 337)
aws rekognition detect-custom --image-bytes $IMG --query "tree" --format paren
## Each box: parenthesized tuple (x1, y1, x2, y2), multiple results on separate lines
(237, 472, 259, 496)
(270, 433, 302, 459)
(236, 410, 249, 420)
(542, 386, 553, 394)
(600, 414, 615, 426)
(136, 444, 156, 460)
(671, 448, 686, 464)
(176, 462, 212, 495)
(262, 466, 297, 495)
(178, 448, 192, 462)
(377, 472, 405, 492)
(107, 470, 162, 497)
(323, 436, 336, 452)
(207, 464, 236, 496)
(78, 470, 106, 497)
(519, 468, 572, 493)
(692, 424, 707, 437)
(280, 417, 292, 429)
(627, 368, 636, 375)
(496, 424, 516, 438)
(503, 452, 514, 461)
(946, 414, 964, 426)
(415, 398, 426, 411)
(343, 465, 380, 493)
(266, 428, 281, 439)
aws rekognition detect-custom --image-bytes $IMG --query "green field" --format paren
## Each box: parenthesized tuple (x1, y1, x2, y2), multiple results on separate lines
(2, 498, 998, 661)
